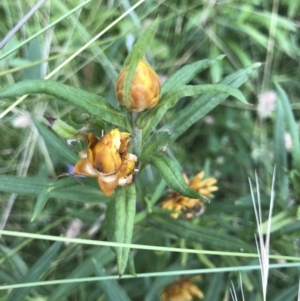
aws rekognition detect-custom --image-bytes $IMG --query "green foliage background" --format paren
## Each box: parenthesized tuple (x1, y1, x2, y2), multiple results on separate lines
(0, 0, 300, 300)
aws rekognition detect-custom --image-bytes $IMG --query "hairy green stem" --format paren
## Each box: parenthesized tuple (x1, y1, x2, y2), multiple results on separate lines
(131, 112, 142, 157)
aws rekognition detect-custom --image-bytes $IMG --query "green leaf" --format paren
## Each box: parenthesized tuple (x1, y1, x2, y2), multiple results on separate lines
(274, 99, 289, 203)
(258, 211, 294, 234)
(121, 19, 159, 109)
(205, 272, 225, 301)
(275, 83, 300, 171)
(106, 184, 136, 276)
(31, 186, 51, 222)
(144, 263, 181, 301)
(127, 252, 136, 276)
(48, 247, 114, 301)
(0, 245, 28, 277)
(122, 58, 140, 109)
(35, 121, 78, 165)
(0, 175, 106, 203)
(239, 23, 269, 47)
(0, 80, 131, 130)
(138, 84, 247, 138)
(50, 179, 106, 203)
(22, 38, 42, 80)
(51, 118, 78, 139)
(272, 283, 299, 301)
(7, 241, 62, 301)
(0, 175, 48, 196)
(151, 215, 255, 252)
(124, 19, 159, 67)
(143, 63, 261, 154)
(31, 177, 93, 221)
(141, 153, 201, 199)
(93, 261, 132, 301)
(161, 55, 225, 94)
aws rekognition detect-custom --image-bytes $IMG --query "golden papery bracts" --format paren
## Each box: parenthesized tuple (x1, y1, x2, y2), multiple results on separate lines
(115, 60, 161, 112)
(74, 129, 137, 196)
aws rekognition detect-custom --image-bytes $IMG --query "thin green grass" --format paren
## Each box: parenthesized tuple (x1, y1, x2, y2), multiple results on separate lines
(1, 262, 300, 291)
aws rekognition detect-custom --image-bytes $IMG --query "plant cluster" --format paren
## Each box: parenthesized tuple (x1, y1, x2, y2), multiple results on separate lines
(0, 1, 300, 301)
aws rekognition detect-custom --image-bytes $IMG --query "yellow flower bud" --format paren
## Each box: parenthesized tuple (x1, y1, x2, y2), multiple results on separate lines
(115, 60, 161, 112)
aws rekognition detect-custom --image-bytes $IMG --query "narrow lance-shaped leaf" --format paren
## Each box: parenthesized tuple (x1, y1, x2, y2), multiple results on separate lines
(137, 55, 233, 135)
(274, 99, 288, 203)
(0, 175, 105, 203)
(31, 177, 84, 221)
(124, 19, 159, 67)
(0, 174, 107, 205)
(137, 84, 247, 138)
(0, 80, 131, 130)
(50, 118, 78, 139)
(121, 19, 159, 108)
(141, 153, 201, 199)
(0, 175, 48, 195)
(161, 54, 225, 95)
(31, 186, 51, 222)
(48, 248, 115, 301)
(93, 261, 132, 301)
(127, 252, 136, 276)
(151, 215, 255, 252)
(143, 63, 261, 154)
(7, 241, 63, 301)
(35, 121, 78, 165)
(275, 83, 300, 171)
(106, 184, 136, 276)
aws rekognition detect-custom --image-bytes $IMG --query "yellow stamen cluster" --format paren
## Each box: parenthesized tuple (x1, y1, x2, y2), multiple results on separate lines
(161, 276, 204, 301)
(161, 171, 218, 219)
(74, 129, 137, 196)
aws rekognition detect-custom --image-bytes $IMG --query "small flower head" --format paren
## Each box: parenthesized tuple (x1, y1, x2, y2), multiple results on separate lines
(11, 115, 31, 128)
(161, 276, 204, 301)
(115, 59, 161, 112)
(188, 171, 218, 198)
(257, 91, 277, 119)
(74, 129, 137, 196)
(284, 132, 292, 151)
(161, 171, 218, 219)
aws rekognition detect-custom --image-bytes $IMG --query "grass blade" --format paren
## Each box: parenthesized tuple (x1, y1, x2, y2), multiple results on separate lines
(6, 241, 62, 301)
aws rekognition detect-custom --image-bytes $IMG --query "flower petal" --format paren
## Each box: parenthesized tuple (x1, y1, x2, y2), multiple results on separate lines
(97, 174, 119, 196)
(93, 145, 122, 174)
(74, 158, 98, 177)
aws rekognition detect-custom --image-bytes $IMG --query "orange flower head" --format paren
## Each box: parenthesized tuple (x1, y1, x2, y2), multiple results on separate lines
(161, 277, 204, 301)
(74, 129, 137, 196)
(189, 171, 218, 198)
(115, 59, 161, 112)
(88, 130, 130, 175)
(160, 171, 218, 219)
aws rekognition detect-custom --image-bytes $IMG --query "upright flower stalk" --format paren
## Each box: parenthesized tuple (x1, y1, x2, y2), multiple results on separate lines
(115, 59, 161, 156)
(131, 112, 143, 157)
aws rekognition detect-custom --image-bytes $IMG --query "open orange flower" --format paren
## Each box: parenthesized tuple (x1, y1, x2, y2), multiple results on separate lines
(74, 129, 137, 196)
(161, 276, 204, 301)
(161, 171, 218, 219)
